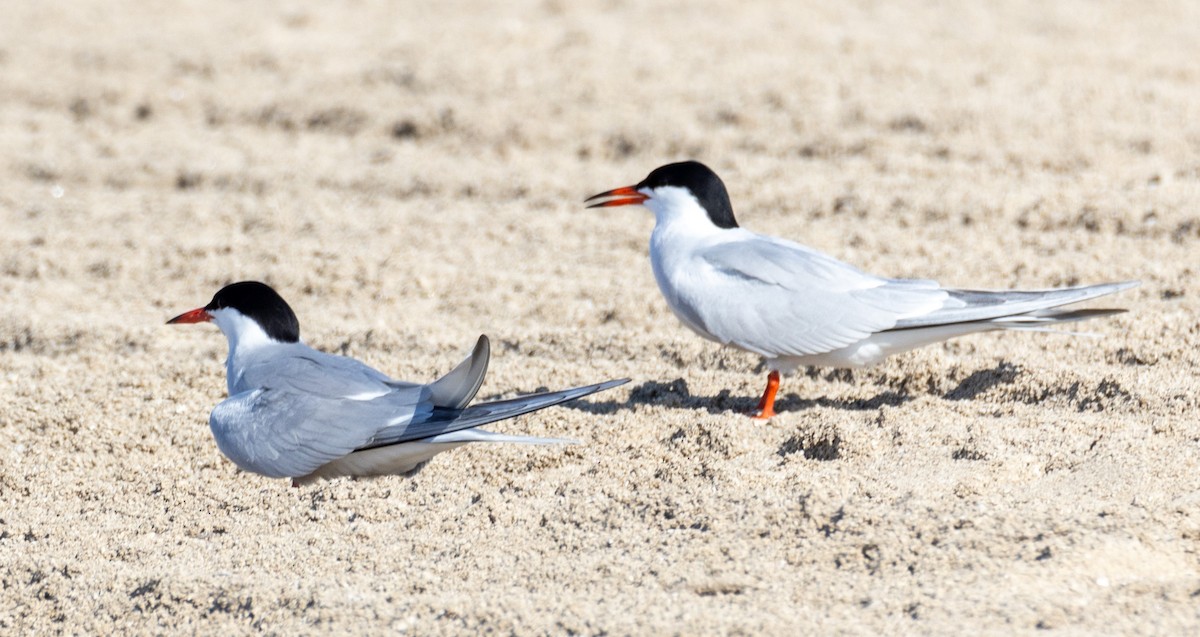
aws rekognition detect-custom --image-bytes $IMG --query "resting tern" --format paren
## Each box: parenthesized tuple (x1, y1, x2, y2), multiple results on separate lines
(168, 281, 627, 485)
(587, 161, 1137, 419)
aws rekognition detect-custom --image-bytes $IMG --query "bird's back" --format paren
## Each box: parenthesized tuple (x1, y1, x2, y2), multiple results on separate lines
(652, 226, 948, 358)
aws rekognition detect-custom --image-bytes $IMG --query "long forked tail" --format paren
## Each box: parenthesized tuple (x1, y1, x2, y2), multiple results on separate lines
(295, 378, 630, 486)
(990, 307, 1126, 331)
(427, 335, 490, 409)
(445, 378, 630, 431)
(891, 280, 1140, 330)
(374, 378, 629, 448)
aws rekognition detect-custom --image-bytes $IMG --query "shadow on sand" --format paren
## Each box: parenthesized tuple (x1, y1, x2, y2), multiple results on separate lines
(560, 360, 1025, 416)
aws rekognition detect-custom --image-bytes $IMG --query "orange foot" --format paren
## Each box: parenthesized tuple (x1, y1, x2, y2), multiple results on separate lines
(748, 370, 781, 419)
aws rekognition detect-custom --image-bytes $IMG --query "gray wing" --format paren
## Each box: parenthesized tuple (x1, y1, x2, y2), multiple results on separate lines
(692, 236, 948, 356)
(214, 337, 509, 478)
(236, 346, 417, 400)
(209, 383, 432, 479)
(213, 347, 432, 478)
(207, 376, 628, 479)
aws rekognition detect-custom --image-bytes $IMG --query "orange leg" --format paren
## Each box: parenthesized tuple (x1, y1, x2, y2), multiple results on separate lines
(750, 370, 781, 419)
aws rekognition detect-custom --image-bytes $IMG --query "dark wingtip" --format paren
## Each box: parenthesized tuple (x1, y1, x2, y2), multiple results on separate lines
(597, 378, 631, 391)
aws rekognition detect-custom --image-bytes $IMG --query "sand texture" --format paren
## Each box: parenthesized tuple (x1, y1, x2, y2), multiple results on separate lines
(2, 0, 1199, 634)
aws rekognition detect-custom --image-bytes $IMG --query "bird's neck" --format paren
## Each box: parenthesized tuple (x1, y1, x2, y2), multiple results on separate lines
(211, 311, 289, 393)
(647, 202, 736, 304)
(649, 200, 729, 256)
(646, 188, 729, 244)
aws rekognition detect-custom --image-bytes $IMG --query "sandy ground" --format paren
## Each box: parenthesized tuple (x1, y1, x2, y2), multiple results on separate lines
(2, 0, 1199, 633)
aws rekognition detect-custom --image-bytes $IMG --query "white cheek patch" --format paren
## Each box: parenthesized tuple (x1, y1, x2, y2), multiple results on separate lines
(646, 187, 717, 231)
(210, 308, 277, 352)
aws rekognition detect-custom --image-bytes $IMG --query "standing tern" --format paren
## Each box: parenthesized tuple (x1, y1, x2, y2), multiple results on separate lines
(168, 281, 627, 486)
(586, 161, 1137, 419)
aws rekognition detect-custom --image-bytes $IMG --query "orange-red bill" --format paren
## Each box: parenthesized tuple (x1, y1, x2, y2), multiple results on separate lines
(166, 307, 212, 325)
(585, 185, 649, 208)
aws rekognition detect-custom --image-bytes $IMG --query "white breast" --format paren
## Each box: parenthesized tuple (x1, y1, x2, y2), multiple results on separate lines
(645, 187, 733, 343)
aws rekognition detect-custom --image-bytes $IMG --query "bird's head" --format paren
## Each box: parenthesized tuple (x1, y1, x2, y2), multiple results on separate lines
(585, 160, 739, 229)
(167, 281, 301, 347)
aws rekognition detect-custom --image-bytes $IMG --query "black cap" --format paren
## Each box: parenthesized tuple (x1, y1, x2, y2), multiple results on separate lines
(637, 161, 738, 229)
(206, 281, 300, 343)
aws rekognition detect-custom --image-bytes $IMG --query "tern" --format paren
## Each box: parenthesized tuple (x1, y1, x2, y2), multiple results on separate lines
(587, 161, 1137, 419)
(168, 281, 627, 485)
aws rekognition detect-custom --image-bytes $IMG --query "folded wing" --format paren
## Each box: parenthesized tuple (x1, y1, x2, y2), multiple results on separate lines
(694, 236, 948, 357)
(209, 383, 431, 479)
